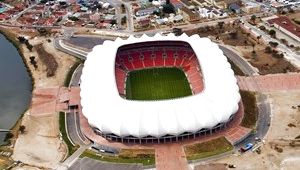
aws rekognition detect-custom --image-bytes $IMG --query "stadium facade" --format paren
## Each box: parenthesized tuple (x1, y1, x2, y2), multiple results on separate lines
(80, 34, 240, 143)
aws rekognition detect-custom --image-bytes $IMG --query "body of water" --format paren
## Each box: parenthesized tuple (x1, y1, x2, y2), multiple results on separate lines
(0, 33, 32, 144)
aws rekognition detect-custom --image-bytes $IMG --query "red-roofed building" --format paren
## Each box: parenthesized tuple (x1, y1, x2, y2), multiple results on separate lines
(267, 16, 300, 42)
(45, 17, 56, 26)
(0, 13, 8, 21)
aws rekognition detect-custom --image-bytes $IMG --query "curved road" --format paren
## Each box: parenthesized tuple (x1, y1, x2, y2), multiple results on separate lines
(219, 45, 258, 76)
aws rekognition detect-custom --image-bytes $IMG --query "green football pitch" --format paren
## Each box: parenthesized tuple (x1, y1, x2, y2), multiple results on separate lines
(125, 67, 192, 100)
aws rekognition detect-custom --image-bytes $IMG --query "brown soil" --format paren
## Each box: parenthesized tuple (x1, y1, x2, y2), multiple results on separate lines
(35, 44, 58, 77)
(243, 48, 299, 75)
(185, 23, 233, 37)
(185, 23, 298, 75)
(287, 11, 300, 25)
(220, 30, 257, 47)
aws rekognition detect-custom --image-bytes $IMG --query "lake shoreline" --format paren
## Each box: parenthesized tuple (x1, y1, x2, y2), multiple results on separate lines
(0, 28, 33, 145)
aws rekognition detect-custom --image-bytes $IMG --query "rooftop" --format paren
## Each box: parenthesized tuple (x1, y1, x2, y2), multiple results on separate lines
(267, 16, 300, 39)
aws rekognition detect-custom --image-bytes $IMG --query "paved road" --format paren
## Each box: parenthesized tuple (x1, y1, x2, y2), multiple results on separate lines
(124, 2, 134, 32)
(54, 38, 87, 60)
(219, 45, 258, 76)
(65, 36, 106, 51)
(66, 110, 86, 146)
(69, 157, 143, 170)
(70, 64, 83, 87)
(57, 144, 92, 170)
(236, 93, 271, 148)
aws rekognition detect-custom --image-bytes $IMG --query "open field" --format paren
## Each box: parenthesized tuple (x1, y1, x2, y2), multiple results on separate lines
(184, 137, 233, 160)
(126, 68, 192, 100)
(242, 48, 299, 75)
(80, 149, 155, 166)
(12, 111, 66, 169)
(216, 90, 300, 170)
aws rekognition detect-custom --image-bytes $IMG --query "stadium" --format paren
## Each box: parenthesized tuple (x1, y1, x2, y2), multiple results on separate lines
(80, 34, 241, 144)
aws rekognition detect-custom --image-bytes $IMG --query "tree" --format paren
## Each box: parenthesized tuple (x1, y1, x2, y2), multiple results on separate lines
(250, 15, 256, 24)
(19, 125, 26, 134)
(29, 56, 38, 69)
(217, 21, 224, 29)
(121, 4, 125, 13)
(110, 19, 117, 25)
(269, 41, 279, 48)
(121, 16, 127, 25)
(162, 0, 175, 14)
(257, 35, 262, 44)
(259, 25, 266, 31)
(18, 36, 27, 43)
(4, 132, 13, 142)
(265, 46, 272, 53)
(251, 43, 256, 52)
(269, 29, 276, 37)
(280, 38, 287, 45)
(26, 42, 33, 52)
(68, 16, 79, 21)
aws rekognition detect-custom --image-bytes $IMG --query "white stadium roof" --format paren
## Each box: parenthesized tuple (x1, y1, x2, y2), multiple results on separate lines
(80, 33, 240, 138)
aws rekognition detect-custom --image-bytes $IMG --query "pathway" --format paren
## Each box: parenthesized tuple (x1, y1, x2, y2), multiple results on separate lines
(237, 73, 300, 92)
(155, 144, 189, 170)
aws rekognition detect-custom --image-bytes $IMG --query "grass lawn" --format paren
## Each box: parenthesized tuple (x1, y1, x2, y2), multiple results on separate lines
(184, 137, 233, 160)
(240, 91, 258, 129)
(126, 67, 192, 100)
(59, 112, 79, 157)
(80, 149, 155, 166)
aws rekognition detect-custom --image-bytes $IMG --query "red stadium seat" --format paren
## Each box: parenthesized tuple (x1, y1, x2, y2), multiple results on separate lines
(115, 41, 204, 95)
(154, 50, 164, 67)
(165, 49, 175, 66)
(142, 51, 154, 68)
(129, 51, 144, 69)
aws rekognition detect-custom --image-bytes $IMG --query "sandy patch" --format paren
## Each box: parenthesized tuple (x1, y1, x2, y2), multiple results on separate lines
(12, 111, 66, 169)
(215, 90, 300, 170)
(22, 36, 77, 87)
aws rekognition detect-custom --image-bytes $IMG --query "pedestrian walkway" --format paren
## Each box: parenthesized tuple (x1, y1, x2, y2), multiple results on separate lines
(155, 144, 189, 170)
(224, 126, 252, 145)
(237, 73, 300, 92)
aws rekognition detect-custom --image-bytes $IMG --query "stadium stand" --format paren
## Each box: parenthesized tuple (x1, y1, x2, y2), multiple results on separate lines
(115, 41, 204, 96)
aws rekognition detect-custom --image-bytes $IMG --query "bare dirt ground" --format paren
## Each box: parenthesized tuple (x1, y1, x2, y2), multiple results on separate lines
(12, 165, 43, 170)
(185, 23, 299, 74)
(216, 90, 300, 170)
(234, 45, 299, 75)
(12, 111, 66, 169)
(286, 11, 300, 25)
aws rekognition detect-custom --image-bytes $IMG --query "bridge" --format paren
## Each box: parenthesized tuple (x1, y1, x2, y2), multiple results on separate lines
(0, 129, 10, 132)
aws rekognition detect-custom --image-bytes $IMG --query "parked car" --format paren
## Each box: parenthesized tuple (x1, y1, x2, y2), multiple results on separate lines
(240, 143, 254, 152)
